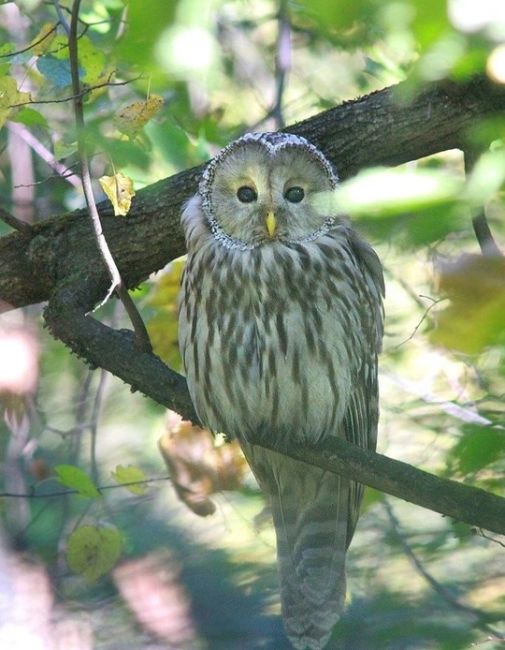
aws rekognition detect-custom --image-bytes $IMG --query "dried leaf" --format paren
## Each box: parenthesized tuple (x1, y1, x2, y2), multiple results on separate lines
(114, 95, 164, 137)
(99, 172, 136, 216)
(158, 411, 248, 517)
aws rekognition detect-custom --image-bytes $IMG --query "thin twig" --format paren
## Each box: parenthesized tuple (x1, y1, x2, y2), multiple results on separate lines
(477, 528, 505, 549)
(464, 149, 503, 257)
(384, 500, 505, 639)
(393, 296, 443, 349)
(0, 476, 170, 499)
(271, 0, 291, 129)
(7, 122, 80, 188)
(67, 0, 152, 352)
(0, 205, 31, 232)
(8, 75, 140, 108)
(52, 0, 70, 34)
(0, 22, 59, 58)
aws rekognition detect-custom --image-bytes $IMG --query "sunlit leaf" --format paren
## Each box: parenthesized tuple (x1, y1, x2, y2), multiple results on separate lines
(54, 464, 101, 498)
(111, 464, 147, 495)
(77, 36, 107, 86)
(146, 259, 185, 368)
(316, 167, 462, 217)
(67, 525, 122, 582)
(158, 412, 248, 517)
(0, 76, 30, 128)
(114, 95, 164, 138)
(30, 22, 56, 56)
(99, 172, 136, 216)
(465, 150, 505, 204)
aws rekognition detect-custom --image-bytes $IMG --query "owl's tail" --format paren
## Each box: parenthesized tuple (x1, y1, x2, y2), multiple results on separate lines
(243, 444, 354, 650)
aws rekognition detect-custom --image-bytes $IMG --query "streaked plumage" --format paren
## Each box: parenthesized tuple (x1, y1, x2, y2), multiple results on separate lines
(178, 132, 384, 649)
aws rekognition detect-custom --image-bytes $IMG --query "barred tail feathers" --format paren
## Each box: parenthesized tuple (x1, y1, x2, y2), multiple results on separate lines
(243, 444, 351, 650)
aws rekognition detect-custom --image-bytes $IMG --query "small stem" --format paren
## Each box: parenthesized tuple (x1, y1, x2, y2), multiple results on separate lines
(52, 0, 70, 35)
(68, 0, 152, 353)
(272, 0, 291, 129)
(0, 476, 170, 499)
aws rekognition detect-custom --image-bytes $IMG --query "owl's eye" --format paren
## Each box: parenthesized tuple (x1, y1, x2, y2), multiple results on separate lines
(284, 186, 305, 203)
(236, 186, 258, 203)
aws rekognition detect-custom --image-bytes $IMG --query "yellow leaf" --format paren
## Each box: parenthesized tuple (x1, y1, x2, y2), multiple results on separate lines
(147, 258, 186, 308)
(146, 259, 186, 368)
(0, 76, 30, 128)
(431, 254, 505, 354)
(111, 464, 147, 495)
(114, 95, 164, 137)
(99, 172, 136, 216)
(30, 23, 56, 56)
(67, 525, 122, 583)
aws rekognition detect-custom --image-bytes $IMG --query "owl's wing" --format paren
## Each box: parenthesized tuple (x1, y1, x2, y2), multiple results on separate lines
(342, 231, 384, 545)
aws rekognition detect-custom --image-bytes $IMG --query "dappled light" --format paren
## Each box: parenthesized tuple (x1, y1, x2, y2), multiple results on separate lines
(0, 0, 504, 648)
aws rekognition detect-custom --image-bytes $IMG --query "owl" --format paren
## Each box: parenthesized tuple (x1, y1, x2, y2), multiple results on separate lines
(178, 132, 384, 650)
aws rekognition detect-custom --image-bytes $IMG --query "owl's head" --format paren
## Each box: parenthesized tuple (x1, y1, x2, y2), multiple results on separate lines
(199, 132, 339, 249)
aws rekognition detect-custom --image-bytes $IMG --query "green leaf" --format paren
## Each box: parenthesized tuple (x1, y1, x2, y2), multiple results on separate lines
(77, 36, 107, 85)
(327, 167, 462, 217)
(66, 525, 122, 582)
(11, 106, 48, 128)
(448, 426, 505, 475)
(111, 464, 147, 495)
(54, 464, 101, 498)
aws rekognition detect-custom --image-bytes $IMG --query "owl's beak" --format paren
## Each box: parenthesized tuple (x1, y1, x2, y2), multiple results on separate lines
(266, 211, 277, 238)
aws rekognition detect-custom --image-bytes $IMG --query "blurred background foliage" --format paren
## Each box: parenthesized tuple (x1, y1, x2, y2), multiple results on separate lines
(0, 0, 504, 648)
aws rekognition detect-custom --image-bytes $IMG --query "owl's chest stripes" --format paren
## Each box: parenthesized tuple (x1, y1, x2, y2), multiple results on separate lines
(181, 237, 368, 441)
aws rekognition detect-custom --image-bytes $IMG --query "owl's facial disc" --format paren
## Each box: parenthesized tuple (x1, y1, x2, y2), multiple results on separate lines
(203, 136, 338, 248)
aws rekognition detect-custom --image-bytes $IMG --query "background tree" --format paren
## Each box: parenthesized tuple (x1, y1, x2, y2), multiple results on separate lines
(0, 1, 504, 648)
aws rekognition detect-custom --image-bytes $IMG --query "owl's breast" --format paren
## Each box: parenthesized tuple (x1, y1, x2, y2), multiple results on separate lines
(179, 239, 365, 444)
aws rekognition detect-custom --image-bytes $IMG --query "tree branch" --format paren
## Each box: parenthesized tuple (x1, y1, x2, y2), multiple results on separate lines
(2, 76, 505, 312)
(1, 76, 505, 535)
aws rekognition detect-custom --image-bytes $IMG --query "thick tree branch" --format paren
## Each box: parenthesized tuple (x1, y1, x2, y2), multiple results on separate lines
(1, 76, 505, 535)
(2, 76, 505, 312)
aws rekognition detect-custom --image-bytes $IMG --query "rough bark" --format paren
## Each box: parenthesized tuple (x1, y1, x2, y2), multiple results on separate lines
(2, 76, 505, 311)
(1, 75, 505, 534)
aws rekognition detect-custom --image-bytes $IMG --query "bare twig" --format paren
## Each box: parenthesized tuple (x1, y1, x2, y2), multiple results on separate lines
(52, 0, 70, 34)
(8, 75, 140, 108)
(384, 500, 505, 639)
(393, 296, 444, 349)
(476, 528, 505, 549)
(271, 0, 291, 129)
(0, 476, 170, 499)
(67, 0, 152, 352)
(7, 122, 80, 188)
(464, 149, 503, 257)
